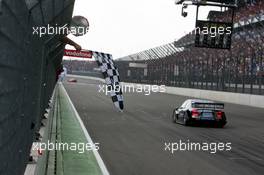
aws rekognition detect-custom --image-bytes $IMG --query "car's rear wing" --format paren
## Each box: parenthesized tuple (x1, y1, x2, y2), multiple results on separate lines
(192, 103, 224, 109)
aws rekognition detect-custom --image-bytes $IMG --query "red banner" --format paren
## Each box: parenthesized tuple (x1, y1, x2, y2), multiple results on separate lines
(64, 49, 93, 58)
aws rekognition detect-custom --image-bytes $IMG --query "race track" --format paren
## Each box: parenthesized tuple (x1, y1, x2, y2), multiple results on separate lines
(64, 76, 264, 175)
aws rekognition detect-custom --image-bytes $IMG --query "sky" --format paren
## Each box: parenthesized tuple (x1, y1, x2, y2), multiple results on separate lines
(66, 0, 217, 59)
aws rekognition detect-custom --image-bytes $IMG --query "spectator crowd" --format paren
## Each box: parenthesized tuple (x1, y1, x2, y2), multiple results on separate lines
(121, 0, 264, 94)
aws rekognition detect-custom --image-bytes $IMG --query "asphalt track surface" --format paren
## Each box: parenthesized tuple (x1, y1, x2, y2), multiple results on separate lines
(64, 77, 264, 175)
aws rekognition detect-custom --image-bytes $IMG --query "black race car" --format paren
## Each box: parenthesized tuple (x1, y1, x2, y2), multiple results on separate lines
(172, 99, 227, 127)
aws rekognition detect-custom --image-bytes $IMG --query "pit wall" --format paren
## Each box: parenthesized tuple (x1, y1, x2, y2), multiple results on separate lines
(0, 0, 75, 174)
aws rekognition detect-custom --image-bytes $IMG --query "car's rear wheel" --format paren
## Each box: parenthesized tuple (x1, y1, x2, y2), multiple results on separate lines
(218, 114, 227, 128)
(172, 110, 176, 123)
(183, 112, 189, 126)
(217, 121, 226, 128)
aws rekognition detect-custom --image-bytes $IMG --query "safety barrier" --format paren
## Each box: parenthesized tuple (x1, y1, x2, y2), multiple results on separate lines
(0, 0, 75, 174)
(67, 75, 264, 108)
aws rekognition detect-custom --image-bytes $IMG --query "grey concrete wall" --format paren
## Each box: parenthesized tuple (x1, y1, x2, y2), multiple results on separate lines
(165, 86, 264, 108)
(67, 75, 264, 109)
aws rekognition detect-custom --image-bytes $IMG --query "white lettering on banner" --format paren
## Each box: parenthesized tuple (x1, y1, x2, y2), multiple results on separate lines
(64, 49, 93, 58)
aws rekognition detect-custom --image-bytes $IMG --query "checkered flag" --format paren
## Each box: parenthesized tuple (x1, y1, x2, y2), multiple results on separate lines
(93, 52, 124, 111)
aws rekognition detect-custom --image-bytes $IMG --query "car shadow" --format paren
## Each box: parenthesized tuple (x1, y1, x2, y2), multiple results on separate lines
(187, 123, 228, 129)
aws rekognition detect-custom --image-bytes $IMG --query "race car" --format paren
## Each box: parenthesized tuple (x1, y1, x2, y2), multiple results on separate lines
(67, 78, 77, 83)
(172, 99, 227, 127)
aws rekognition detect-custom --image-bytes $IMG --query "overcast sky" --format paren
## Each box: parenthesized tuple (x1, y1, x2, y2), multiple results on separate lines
(67, 0, 216, 59)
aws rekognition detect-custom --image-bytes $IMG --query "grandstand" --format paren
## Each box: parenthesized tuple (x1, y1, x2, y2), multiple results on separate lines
(116, 0, 264, 95)
(63, 60, 102, 77)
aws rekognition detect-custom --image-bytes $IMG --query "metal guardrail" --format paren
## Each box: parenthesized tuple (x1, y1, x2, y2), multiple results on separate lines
(116, 46, 264, 95)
